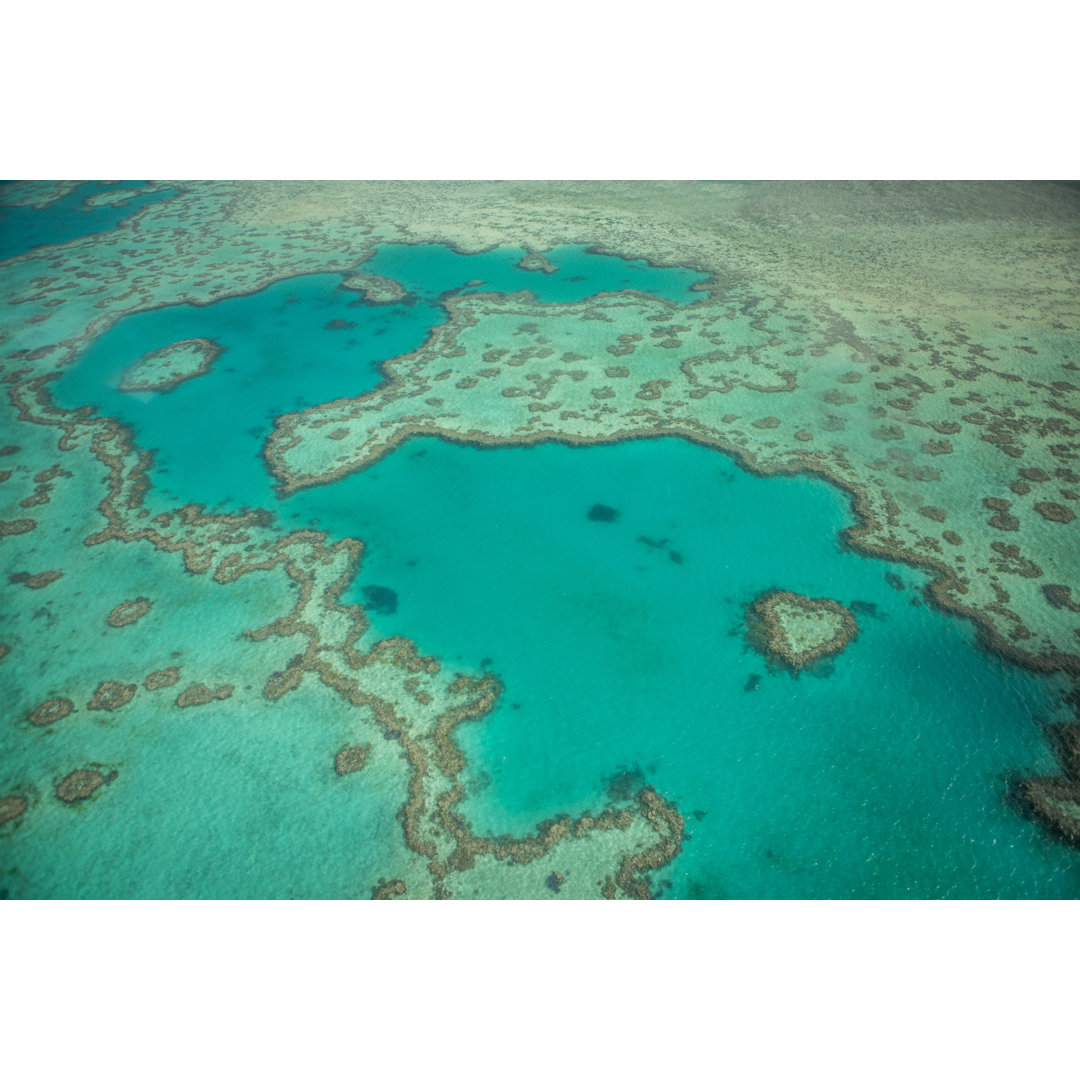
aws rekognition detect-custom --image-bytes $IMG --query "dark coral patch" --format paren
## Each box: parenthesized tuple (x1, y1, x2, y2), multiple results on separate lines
(1010, 776, 1080, 847)
(107, 596, 153, 627)
(0, 519, 36, 536)
(176, 683, 234, 707)
(56, 769, 117, 804)
(144, 666, 181, 691)
(1034, 502, 1074, 524)
(362, 585, 398, 615)
(0, 795, 29, 825)
(27, 697, 74, 727)
(334, 743, 371, 776)
(1042, 585, 1080, 612)
(87, 681, 137, 711)
(264, 666, 303, 700)
(587, 503, 620, 523)
(603, 764, 647, 801)
(849, 600, 883, 619)
(371, 878, 407, 899)
(545, 871, 566, 893)
(1046, 723, 1080, 781)
(9, 570, 62, 589)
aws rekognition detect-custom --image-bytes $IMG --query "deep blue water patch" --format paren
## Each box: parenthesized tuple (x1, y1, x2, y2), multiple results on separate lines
(0, 182, 179, 261)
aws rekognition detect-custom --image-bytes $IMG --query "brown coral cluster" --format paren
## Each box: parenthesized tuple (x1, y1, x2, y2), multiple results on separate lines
(746, 589, 858, 672)
(118, 338, 224, 394)
(144, 666, 181, 691)
(87, 681, 137, 711)
(9, 569, 62, 589)
(1010, 718, 1080, 848)
(107, 596, 153, 627)
(371, 878, 407, 899)
(56, 769, 118, 804)
(27, 697, 74, 727)
(0, 795, 29, 825)
(175, 683, 235, 708)
(334, 744, 371, 776)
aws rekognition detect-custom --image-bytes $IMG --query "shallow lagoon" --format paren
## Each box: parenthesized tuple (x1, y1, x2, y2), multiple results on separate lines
(38, 240, 1080, 898)
(54, 243, 709, 513)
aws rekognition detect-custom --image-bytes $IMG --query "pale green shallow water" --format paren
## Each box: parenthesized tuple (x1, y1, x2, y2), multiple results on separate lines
(4, 239, 1079, 898)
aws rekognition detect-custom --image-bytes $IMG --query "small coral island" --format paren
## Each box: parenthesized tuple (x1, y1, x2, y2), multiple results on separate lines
(340, 272, 409, 304)
(118, 338, 223, 394)
(746, 589, 858, 672)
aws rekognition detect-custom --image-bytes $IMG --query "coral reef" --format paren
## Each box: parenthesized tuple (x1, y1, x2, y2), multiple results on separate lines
(341, 272, 409, 304)
(371, 878, 407, 898)
(118, 338, 223, 394)
(175, 684, 235, 708)
(0, 795, 29, 825)
(106, 596, 153, 627)
(334, 744, 371, 776)
(56, 769, 117, 804)
(27, 697, 74, 727)
(87, 681, 137, 711)
(517, 252, 557, 275)
(1012, 776, 1080, 847)
(3, 180, 1079, 892)
(144, 667, 181, 691)
(747, 590, 858, 672)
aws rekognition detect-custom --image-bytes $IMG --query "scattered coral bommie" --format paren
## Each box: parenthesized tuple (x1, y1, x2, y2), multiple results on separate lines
(746, 589, 858, 672)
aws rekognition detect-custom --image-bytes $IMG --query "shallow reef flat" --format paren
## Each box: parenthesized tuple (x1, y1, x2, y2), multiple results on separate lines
(1, 180, 1079, 898)
(117, 337, 223, 394)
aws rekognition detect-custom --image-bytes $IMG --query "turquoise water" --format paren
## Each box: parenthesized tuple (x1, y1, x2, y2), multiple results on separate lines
(361, 242, 710, 304)
(0, 182, 178, 261)
(305, 436, 1080, 899)
(53, 244, 709, 514)
(42, 242, 1080, 898)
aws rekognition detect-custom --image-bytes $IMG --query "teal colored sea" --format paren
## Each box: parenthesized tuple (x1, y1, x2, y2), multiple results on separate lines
(43, 243, 1080, 899)
(339, 436, 1079, 898)
(54, 243, 707, 513)
(0, 181, 177, 261)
